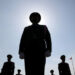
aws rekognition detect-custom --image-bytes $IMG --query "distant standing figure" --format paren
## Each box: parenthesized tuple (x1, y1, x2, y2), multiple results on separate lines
(19, 12, 52, 75)
(58, 55, 71, 75)
(1, 54, 15, 75)
(16, 69, 22, 75)
(50, 70, 54, 75)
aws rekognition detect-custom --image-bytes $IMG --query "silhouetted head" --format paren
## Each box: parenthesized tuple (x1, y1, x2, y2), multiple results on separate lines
(60, 55, 65, 63)
(18, 69, 21, 74)
(50, 70, 54, 74)
(7, 54, 12, 62)
(29, 12, 41, 24)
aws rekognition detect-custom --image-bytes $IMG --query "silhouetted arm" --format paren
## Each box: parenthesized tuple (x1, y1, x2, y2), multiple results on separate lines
(58, 64, 62, 75)
(19, 28, 26, 54)
(1, 63, 6, 74)
(12, 63, 15, 75)
(19, 28, 27, 59)
(44, 26, 52, 53)
(67, 64, 71, 75)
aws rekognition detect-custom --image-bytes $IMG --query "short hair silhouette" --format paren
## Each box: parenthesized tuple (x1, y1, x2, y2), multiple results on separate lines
(50, 70, 54, 75)
(16, 69, 22, 75)
(60, 55, 65, 62)
(18, 69, 21, 73)
(50, 70, 54, 73)
(60, 55, 65, 60)
(29, 12, 41, 24)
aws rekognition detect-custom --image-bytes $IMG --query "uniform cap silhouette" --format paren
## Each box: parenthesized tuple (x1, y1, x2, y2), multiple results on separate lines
(7, 54, 12, 58)
(60, 55, 65, 60)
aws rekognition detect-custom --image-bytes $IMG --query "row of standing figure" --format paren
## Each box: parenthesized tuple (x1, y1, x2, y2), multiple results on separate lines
(0, 54, 71, 75)
(50, 55, 71, 75)
(0, 12, 72, 75)
(18, 12, 71, 75)
(0, 54, 22, 75)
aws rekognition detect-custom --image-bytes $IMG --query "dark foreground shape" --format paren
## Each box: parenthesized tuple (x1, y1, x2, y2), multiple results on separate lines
(19, 12, 52, 75)
(58, 55, 71, 75)
(1, 54, 15, 75)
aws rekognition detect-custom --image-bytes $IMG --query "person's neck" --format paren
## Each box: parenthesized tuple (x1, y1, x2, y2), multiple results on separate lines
(51, 73, 54, 75)
(32, 23, 38, 26)
(8, 60, 11, 62)
(62, 61, 65, 63)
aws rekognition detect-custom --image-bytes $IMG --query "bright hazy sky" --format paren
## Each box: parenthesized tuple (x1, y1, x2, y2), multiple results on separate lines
(0, 0, 75, 75)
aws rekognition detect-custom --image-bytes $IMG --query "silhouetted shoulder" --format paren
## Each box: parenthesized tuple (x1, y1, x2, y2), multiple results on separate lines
(24, 25, 32, 29)
(3, 61, 15, 68)
(58, 62, 62, 65)
(59, 62, 69, 65)
(26, 25, 47, 28)
(4, 62, 7, 64)
(65, 62, 69, 65)
(40, 25, 48, 29)
(11, 61, 15, 64)
(23, 25, 48, 31)
(38, 25, 46, 26)
(3, 62, 8, 65)
(38, 25, 47, 28)
(58, 62, 69, 68)
(5, 61, 14, 64)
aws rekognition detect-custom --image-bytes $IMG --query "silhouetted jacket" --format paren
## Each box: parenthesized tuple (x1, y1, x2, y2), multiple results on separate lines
(58, 62, 71, 75)
(19, 24, 52, 57)
(1, 61, 15, 75)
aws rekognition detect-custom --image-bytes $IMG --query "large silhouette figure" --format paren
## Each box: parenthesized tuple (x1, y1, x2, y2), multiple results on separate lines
(19, 12, 52, 75)
(1, 54, 15, 75)
(58, 55, 71, 75)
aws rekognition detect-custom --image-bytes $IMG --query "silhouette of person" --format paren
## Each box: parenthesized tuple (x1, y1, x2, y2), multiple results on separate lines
(16, 69, 22, 75)
(19, 12, 52, 75)
(50, 70, 54, 75)
(58, 55, 71, 75)
(1, 54, 15, 75)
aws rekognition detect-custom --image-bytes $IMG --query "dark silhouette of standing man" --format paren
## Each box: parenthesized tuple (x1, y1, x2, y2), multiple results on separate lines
(16, 69, 22, 75)
(50, 70, 55, 75)
(19, 12, 52, 75)
(58, 55, 71, 75)
(1, 54, 15, 75)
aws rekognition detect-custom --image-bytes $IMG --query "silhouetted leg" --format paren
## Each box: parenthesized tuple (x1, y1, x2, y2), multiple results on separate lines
(37, 57, 46, 75)
(24, 56, 45, 75)
(24, 58, 31, 75)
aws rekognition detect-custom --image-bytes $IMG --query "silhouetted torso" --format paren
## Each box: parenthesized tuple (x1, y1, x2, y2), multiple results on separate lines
(1, 61, 15, 75)
(58, 62, 71, 75)
(19, 24, 51, 57)
(19, 24, 52, 75)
